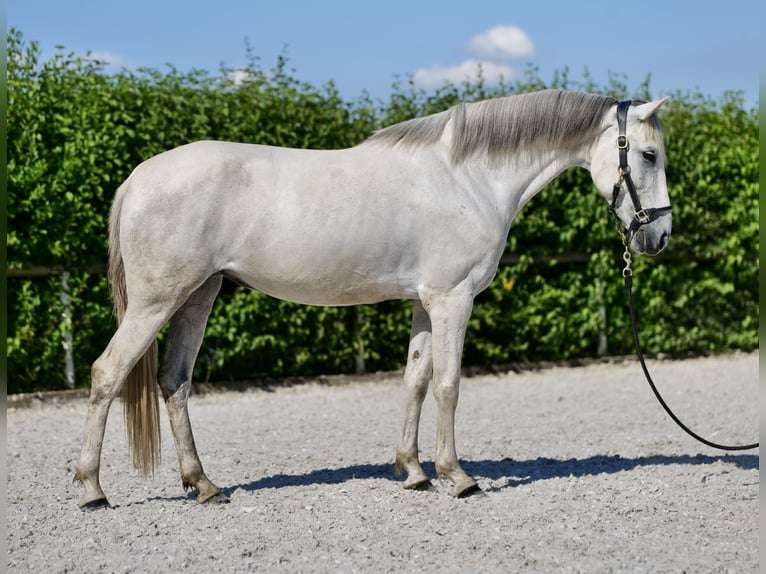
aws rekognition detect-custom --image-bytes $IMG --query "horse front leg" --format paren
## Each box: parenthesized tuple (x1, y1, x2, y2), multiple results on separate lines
(158, 275, 226, 504)
(427, 289, 480, 498)
(395, 300, 433, 490)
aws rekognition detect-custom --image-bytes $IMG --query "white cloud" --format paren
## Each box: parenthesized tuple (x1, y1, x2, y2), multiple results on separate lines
(226, 69, 252, 85)
(412, 24, 535, 90)
(466, 25, 535, 60)
(413, 59, 516, 89)
(81, 50, 134, 69)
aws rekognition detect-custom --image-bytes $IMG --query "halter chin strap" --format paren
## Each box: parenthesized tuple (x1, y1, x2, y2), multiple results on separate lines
(609, 100, 672, 241)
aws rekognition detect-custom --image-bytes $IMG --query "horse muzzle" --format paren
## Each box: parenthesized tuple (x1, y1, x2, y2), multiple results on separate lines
(630, 213, 672, 256)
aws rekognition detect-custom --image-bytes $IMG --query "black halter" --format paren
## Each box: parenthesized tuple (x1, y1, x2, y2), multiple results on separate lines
(609, 100, 672, 241)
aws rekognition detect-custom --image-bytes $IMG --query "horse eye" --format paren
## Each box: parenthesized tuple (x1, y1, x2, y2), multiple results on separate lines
(642, 150, 657, 163)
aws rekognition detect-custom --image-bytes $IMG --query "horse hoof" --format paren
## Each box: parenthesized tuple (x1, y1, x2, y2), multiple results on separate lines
(404, 478, 434, 491)
(79, 497, 111, 510)
(197, 491, 229, 504)
(454, 482, 483, 498)
(404, 476, 433, 490)
(447, 477, 481, 498)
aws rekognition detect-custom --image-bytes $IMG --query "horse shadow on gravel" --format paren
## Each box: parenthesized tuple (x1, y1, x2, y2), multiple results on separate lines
(223, 452, 758, 497)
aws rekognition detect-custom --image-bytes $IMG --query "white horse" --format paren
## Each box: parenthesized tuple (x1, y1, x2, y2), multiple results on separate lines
(74, 89, 671, 508)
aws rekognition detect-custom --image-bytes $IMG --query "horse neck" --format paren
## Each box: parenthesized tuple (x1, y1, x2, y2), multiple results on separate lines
(463, 143, 591, 229)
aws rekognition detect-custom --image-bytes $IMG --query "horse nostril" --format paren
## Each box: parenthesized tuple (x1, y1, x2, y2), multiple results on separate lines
(659, 232, 669, 249)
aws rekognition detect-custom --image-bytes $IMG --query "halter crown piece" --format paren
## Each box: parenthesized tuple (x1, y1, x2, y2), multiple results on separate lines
(609, 100, 672, 243)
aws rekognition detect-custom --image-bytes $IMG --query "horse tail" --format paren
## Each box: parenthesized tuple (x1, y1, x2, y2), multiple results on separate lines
(109, 181, 162, 476)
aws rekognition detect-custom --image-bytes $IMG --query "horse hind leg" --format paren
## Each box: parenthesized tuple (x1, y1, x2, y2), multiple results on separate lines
(158, 275, 226, 503)
(74, 300, 177, 509)
(395, 300, 434, 490)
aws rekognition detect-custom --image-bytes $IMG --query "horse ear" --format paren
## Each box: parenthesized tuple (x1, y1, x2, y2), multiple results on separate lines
(636, 96, 671, 121)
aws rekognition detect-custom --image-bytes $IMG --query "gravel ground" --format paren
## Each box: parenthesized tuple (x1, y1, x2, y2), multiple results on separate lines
(6, 352, 759, 573)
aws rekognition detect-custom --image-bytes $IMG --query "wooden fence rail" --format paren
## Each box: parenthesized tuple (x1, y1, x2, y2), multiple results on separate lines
(6, 253, 598, 278)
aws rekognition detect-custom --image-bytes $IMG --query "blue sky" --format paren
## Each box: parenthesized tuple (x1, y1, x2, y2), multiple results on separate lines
(8, 1, 762, 108)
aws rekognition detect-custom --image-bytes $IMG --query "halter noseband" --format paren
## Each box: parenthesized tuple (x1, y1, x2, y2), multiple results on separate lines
(609, 100, 672, 242)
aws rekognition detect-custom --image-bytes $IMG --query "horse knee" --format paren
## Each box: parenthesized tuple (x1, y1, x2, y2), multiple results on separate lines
(404, 350, 432, 389)
(404, 370, 430, 397)
(432, 380, 459, 404)
(88, 361, 119, 404)
(158, 368, 186, 400)
(163, 382, 191, 413)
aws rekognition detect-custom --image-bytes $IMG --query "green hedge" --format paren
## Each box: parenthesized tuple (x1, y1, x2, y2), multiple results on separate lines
(7, 30, 759, 393)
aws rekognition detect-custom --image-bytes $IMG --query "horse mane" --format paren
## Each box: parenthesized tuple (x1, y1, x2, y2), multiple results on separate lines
(362, 90, 661, 165)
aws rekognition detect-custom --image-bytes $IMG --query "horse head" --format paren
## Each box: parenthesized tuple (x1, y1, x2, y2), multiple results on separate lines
(590, 97, 672, 256)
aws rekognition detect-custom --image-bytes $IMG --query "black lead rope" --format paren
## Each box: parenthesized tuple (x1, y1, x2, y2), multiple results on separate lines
(611, 99, 757, 451)
(623, 267, 758, 451)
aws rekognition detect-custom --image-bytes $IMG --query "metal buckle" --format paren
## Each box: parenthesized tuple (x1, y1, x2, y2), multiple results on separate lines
(617, 135, 628, 149)
(634, 209, 650, 224)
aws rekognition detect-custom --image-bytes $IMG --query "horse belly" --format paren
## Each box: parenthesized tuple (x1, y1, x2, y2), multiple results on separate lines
(221, 260, 419, 306)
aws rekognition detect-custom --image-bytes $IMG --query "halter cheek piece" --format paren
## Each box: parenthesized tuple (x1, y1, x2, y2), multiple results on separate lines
(609, 100, 672, 241)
